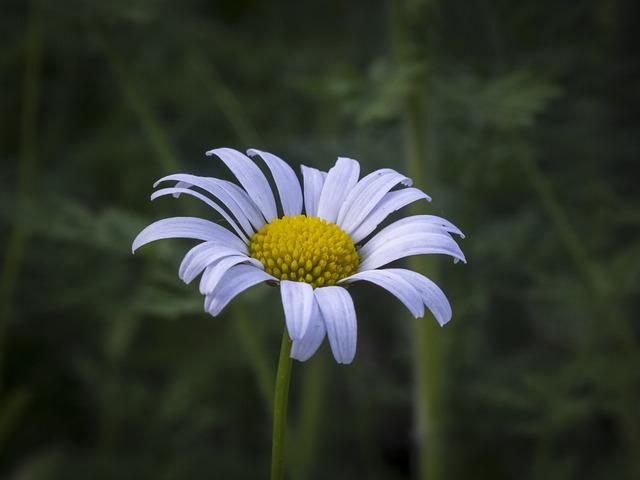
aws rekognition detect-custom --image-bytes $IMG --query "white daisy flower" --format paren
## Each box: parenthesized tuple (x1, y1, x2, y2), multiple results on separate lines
(132, 148, 466, 364)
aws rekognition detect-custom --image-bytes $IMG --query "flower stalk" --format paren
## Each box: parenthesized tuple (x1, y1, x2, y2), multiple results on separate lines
(271, 327, 294, 480)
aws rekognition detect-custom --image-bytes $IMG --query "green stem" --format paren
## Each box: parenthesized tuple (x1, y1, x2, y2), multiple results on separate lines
(518, 137, 640, 478)
(387, 1, 444, 479)
(0, 0, 43, 399)
(517, 143, 605, 294)
(94, 22, 179, 175)
(271, 327, 293, 480)
(190, 53, 261, 146)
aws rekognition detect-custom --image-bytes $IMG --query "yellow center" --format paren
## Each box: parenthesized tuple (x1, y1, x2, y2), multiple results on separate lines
(249, 215, 359, 288)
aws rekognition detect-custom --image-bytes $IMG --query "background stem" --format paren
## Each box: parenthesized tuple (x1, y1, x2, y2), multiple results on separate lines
(387, 1, 445, 479)
(271, 327, 294, 480)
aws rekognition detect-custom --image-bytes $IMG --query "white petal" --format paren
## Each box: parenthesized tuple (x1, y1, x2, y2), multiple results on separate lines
(156, 174, 265, 234)
(337, 168, 412, 234)
(247, 149, 303, 217)
(381, 269, 452, 325)
(291, 299, 326, 362)
(349, 188, 431, 244)
(314, 286, 357, 364)
(280, 280, 314, 341)
(358, 215, 466, 270)
(204, 264, 273, 316)
(132, 217, 245, 253)
(179, 243, 247, 284)
(316, 158, 360, 223)
(301, 165, 326, 217)
(206, 147, 278, 221)
(340, 270, 425, 317)
(220, 182, 270, 230)
(152, 187, 249, 243)
(359, 232, 465, 271)
(199, 255, 263, 295)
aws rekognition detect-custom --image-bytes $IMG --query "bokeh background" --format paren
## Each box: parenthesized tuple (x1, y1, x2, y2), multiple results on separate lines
(1, 0, 639, 479)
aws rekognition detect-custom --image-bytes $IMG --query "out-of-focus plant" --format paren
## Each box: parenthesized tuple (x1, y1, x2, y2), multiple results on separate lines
(1, 0, 638, 479)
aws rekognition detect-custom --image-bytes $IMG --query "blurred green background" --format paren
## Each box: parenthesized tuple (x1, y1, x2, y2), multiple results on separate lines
(1, 0, 639, 479)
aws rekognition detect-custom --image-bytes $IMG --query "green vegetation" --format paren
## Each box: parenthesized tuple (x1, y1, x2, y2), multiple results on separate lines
(1, 0, 638, 479)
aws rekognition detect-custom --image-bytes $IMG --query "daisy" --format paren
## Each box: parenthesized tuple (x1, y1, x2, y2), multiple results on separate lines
(132, 148, 465, 364)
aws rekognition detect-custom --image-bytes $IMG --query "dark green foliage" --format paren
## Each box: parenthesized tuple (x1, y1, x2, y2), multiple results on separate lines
(1, 0, 638, 479)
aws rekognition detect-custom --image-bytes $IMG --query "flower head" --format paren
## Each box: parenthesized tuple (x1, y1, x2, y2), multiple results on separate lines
(133, 148, 465, 364)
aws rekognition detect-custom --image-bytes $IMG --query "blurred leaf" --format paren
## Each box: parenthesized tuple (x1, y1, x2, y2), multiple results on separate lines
(0, 386, 32, 451)
(435, 69, 561, 130)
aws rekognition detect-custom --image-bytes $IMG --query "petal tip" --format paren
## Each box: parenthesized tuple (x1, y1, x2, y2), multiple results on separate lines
(205, 147, 235, 157)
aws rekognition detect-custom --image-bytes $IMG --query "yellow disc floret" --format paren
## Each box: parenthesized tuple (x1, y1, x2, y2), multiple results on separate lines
(249, 215, 359, 288)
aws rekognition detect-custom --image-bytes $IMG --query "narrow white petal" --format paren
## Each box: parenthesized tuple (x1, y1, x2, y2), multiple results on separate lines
(220, 182, 270, 230)
(301, 165, 326, 217)
(132, 217, 245, 253)
(247, 149, 303, 217)
(156, 173, 265, 234)
(415, 214, 465, 238)
(199, 255, 263, 295)
(349, 188, 431, 244)
(382, 269, 452, 325)
(358, 215, 466, 270)
(340, 270, 425, 317)
(337, 168, 412, 233)
(206, 148, 278, 221)
(179, 243, 247, 284)
(204, 264, 273, 316)
(280, 281, 314, 341)
(359, 232, 465, 271)
(314, 286, 357, 364)
(316, 158, 360, 223)
(291, 299, 326, 362)
(152, 187, 249, 243)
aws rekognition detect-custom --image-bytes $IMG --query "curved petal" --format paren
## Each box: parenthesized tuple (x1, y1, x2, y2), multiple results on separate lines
(280, 280, 314, 341)
(132, 217, 245, 253)
(248, 149, 303, 217)
(156, 173, 265, 234)
(220, 182, 269, 230)
(301, 165, 326, 217)
(349, 188, 431, 244)
(316, 158, 360, 223)
(151, 187, 249, 243)
(314, 286, 357, 364)
(291, 299, 325, 362)
(381, 269, 452, 325)
(204, 264, 273, 316)
(358, 215, 466, 270)
(340, 270, 425, 317)
(337, 168, 412, 234)
(200, 255, 263, 295)
(359, 232, 465, 271)
(206, 148, 278, 221)
(179, 243, 248, 284)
